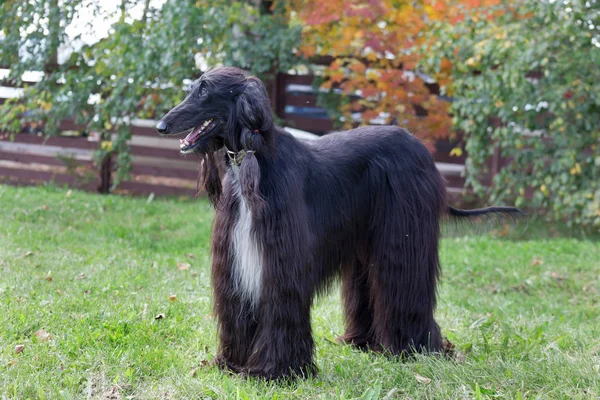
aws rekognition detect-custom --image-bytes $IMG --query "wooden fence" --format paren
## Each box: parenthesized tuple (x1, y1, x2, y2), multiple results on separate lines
(0, 71, 467, 197)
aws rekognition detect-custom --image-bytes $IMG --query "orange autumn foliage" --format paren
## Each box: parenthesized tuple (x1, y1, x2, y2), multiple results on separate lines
(292, 0, 501, 143)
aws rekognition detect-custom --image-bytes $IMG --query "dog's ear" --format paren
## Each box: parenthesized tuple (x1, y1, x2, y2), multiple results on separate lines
(233, 76, 272, 216)
(234, 77, 274, 141)
(239, 125, 265, 215)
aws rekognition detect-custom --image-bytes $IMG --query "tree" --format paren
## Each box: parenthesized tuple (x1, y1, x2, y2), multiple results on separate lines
(294, 0, 502, 146)
(422, 0, 600, 229)
(0, 0, 302, 191)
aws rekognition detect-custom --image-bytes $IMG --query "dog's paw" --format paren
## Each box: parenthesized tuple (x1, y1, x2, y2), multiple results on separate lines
(210, 355, 243, 373)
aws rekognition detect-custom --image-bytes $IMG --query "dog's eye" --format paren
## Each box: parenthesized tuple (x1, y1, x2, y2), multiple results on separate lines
(197, 85, 208, 98)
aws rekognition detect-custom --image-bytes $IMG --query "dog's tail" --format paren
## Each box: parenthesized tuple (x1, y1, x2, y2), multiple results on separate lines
(445, 205, 527, 234)
(447, 206, 525, 219)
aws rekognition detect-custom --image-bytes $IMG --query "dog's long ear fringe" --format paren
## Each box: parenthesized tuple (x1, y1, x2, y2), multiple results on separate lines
(199, 152, 222, 208)
(239, 151, 265, 216)
(228, 77, 274, 149)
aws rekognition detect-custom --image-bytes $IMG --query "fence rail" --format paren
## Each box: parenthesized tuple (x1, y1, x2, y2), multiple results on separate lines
(1, 70, 468, 198)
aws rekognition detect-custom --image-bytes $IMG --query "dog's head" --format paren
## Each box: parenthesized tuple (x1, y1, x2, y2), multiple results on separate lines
(156, 66, 273, 155)
(157, 66, 272, 212)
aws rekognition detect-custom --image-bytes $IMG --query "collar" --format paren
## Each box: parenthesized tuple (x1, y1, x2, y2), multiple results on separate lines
(226, 147, 254, 166)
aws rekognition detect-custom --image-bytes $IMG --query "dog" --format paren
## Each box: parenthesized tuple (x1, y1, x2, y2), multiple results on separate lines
(156, 66, 523, 380)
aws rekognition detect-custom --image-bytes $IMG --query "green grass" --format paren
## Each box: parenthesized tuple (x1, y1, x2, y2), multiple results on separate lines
(0, 184, 598, 399)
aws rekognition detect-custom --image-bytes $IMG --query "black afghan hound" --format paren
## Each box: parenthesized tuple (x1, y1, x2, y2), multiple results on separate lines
(156, 66, 522, 380)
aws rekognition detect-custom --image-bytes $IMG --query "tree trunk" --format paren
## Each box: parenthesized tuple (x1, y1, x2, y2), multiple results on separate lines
(141, 0, 151, 26)
(98, 153, 112, 194)
(46, 0, 60, 71)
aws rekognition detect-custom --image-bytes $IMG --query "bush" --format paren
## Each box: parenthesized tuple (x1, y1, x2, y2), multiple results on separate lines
(423, 0, 600, 230)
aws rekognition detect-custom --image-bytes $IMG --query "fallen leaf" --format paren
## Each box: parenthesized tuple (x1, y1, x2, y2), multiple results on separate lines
(414, 373, 431, 384)
(75, 273, 87, 280)
(66, 190, 72, 197)
(7, 359, 17, 367)
(383, 388, 400, 399)
(442, 337, 455, 355)
(168, 295, 177, 302)
(187, 253, 195, 259)
(177, 262, 190, 271)
(34, 329, 52, 341)
(583, 282, 596, 293)
(155, 314, 165, 320)
(100, 385, 122, 400)
(454, 351, 467, 362)
(551, 272, 566, 281)
(56, 287, 62, 295)
(44, 275, 53, 282)
(470, 316, 488, 329)
(510, 283, 529, 293)
(14, 344, 24, 354)
(531, 259, 544, 266)
(190, 368, 197, 377)
(16, 251, 34, 259)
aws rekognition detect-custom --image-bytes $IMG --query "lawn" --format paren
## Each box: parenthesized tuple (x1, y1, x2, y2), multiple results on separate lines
(0, 184, 598, 399)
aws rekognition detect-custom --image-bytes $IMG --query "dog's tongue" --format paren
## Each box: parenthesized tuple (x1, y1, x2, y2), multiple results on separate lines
(183, 124, 203, 144)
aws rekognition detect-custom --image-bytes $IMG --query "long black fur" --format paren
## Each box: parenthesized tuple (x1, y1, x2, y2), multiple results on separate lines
(157, 66, 523, 380)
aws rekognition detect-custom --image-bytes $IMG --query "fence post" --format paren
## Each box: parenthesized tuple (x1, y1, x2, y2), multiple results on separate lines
(98, 153, 112, 194)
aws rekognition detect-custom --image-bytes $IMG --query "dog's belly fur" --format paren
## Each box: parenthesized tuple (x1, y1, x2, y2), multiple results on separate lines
(230, 166, 263, 307)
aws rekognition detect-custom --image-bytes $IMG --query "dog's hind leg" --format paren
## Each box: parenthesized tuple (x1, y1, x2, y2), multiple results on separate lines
(367, 220, 443, 355)
(339, 256, 378, 351)
(366, 172, 444, 356)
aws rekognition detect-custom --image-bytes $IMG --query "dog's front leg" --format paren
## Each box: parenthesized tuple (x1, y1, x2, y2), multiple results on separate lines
(243, 219, 317, 381)
(244, 280, 316, 381)
(211, 208, 257, 371)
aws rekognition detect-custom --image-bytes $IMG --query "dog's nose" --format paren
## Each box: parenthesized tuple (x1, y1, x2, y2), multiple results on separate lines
(156, 120, 169, 134)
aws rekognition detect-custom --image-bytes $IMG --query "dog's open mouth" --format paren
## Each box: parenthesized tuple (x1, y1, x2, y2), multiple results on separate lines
(180, 119, 216, 154)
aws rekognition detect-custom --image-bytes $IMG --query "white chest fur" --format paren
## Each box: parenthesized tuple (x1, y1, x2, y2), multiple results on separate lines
(230, 166, 263, 307)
